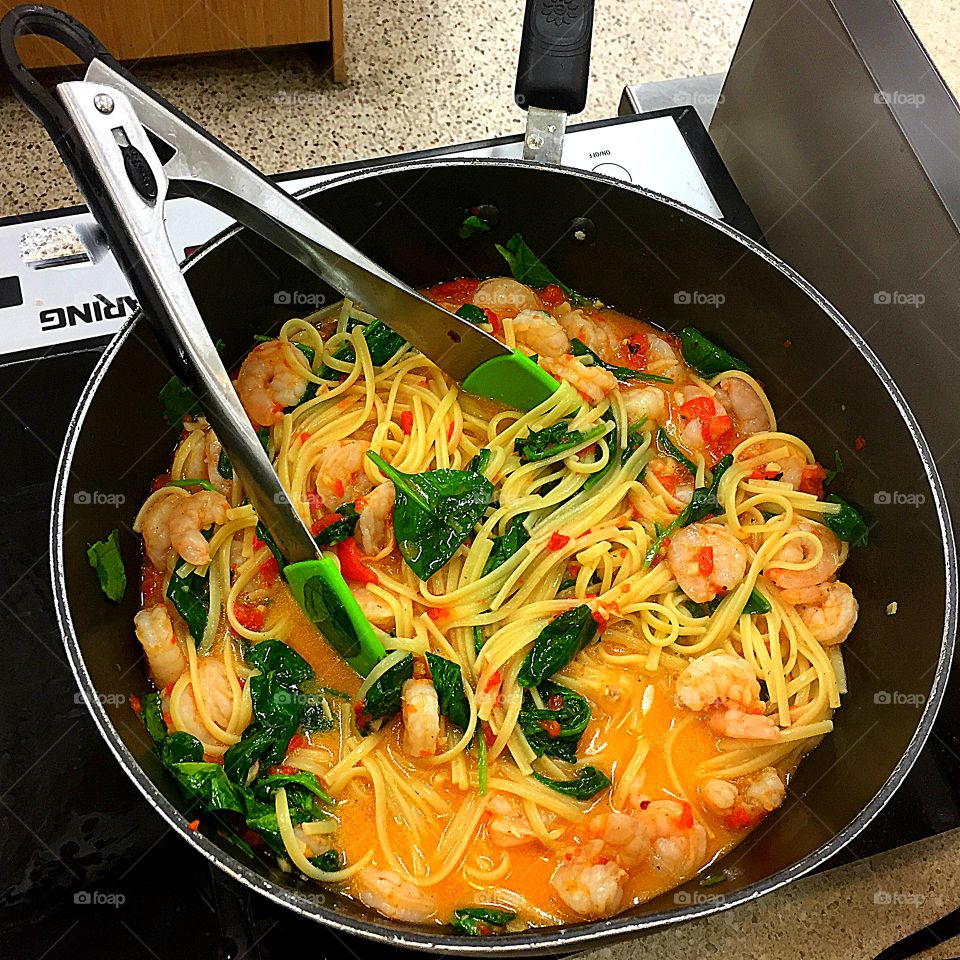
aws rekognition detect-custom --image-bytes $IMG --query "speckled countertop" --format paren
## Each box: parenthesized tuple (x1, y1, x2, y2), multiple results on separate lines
(2, 0, 959, 956)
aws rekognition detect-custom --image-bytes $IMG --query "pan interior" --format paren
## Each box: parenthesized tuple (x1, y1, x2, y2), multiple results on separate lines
(55, 161, 954, 953)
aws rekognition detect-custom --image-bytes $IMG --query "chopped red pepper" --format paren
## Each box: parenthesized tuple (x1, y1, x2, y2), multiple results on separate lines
(724, 807, 756, 830)
(234, 603, 265, 631)
(187, 819, 200, 831)
(259, 556, 279, 585)
(287, 734, 306, 753)
(591, 609, 609, 631)
(541, 719, 562, 738)
(311, 513, 343, 537)
(268, 764, 298, 776)
(298, 431, 311, 444)
(799, 464, 828, 498)
(353, 700, 372, 731)
(400, 410, 414, 435)
(446, 421, 456, 443)
(855, 434, 866, 452)
(547, 531, 571, 551)
(483, 723, 497, 748)
(426, 277, 481, 304)
(331, 478, 345, 498)
(539, 284, 565, 308)
(705, 414, 733, 442)
(306, 492, 323, 514)
(677, 396, 715, 421)
(548, 693, 565, 710)
(484, 308, 504, 338)
(336, 538, 379, 585)
(129, 694, 142, 716)
(484, 670, 501, 693)
(697, 546, 715, 577)
(676, 802, 695, 830)
(241, 828, 265, 848)
(427, 607, 443, 622)
(656, 470, 679, 496)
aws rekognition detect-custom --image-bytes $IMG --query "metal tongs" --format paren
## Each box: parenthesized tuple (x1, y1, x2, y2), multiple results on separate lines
(0, 5, 556, 675)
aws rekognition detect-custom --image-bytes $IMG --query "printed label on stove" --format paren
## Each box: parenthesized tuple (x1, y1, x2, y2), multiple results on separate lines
(39, 294, 138, 332)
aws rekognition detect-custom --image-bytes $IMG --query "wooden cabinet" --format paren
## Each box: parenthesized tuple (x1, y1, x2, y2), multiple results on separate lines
(2, 0, 345, 80)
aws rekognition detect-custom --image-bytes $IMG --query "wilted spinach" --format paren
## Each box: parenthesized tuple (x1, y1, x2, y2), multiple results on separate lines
(425, 652, 470, 730)
(532, 764, 611, 801)
(570, 338, 672, 384)
(514, 420, 607, 464)
(519, 680, 590, 762)
(680, 327, 750, 378)
(518, 605, 599, 688)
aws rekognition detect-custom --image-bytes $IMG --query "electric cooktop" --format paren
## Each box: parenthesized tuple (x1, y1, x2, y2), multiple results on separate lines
(0, 107, 956, 960)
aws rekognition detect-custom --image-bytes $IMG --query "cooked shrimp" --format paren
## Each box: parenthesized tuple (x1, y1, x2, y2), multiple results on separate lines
(622, 385, 666, 424)
(782, 580, 858, 645)
(401, 678, 440, 758)
(717, 377, 771, 436)
(174, 657, 236, 744)
(675, 652, 779, 741)
(557, 309, 620, 357)
(236, 339, 311, 427)
(540, 355, 617, 404)
(702, 766, 785, 829)
(140, 489, 229, 567)
(765, 518, 842, 589)
(314, 440, 373, 510)
(551, 840, 627, 918)
(355, 481, 395, 556)
(473, 278, 542, 318)
(134, 605, 186, 687)
(646, 333, 684, 381)
(511, 309, 570, 358)
(356, 867, 436, 922)
(168, 490, 230, 566)
(667, 522, 748, 604)
(293, 825, 335, 861)
(350, 586, 395, 630)
(182, 425, 231, 496)
(487, 795, 546, 847)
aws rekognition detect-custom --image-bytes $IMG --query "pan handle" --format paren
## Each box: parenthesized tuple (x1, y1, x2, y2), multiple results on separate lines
(514, 0, 595, 114)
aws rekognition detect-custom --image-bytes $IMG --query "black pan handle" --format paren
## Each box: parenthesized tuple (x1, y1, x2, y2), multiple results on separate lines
(514, 0, 595, 114)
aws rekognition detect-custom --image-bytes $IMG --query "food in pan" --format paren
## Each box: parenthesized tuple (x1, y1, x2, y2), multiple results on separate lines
(104, 238, 867, 931)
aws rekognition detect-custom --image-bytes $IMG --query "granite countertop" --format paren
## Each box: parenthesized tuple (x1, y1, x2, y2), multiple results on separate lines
(1, 0, 958, 955)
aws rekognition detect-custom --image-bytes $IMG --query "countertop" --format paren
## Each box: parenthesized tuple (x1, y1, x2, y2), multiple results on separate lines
(1, 0, 958, 956)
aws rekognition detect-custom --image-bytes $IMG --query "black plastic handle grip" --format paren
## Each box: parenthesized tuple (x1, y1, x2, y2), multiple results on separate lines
(514, 0, 595, 115)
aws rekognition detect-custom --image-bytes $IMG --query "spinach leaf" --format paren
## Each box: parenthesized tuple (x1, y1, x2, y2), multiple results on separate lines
(140, 691, 167, 744)
(357, 653, 414, 733)
(257, 427, 271, 456)
(319, 320, 406, 380)
(166, 568, 209, 643)
(223, 724, 276, 783)
(824, 450, 843, 486)
(166, 478, 217, 492)
(518, 605, 599, 688)
(532, 765, 611, 801)
(159, 375, 202, 424)
(310, 849, 342, 873)
(300, 695, 336, 733)
(467, 449, 491, 475)
(169, 762, 247, 814)
(519, 680, 590, 762)
(86, 529, 126, 603)
(625, 418, 649, 459)
(582, 412, 621, 493)
(494, 233, 582, 302)
(482, 514, 529, 576)
(458, 215, 491, 240)
(425, 652, 470, 730)
(644, 454, 734, 566)
(680, 328, 750, 378)
(570, 338, 673, 384)
(162, 732, 203, 766)
(514, 420, 607, 464)
(367, 451, 493, 580)
(656, 427, 696, 476)
(312, 503, 359, 546)
(292, 342, 316, 367)
(455, 304, 488, 325)
(742, 587, 772, 615)
(450, 907, 516, 936)
(823, 494, 869, 547)
(252, 772, 333, 805)
(217, 448, 234, 479)
(473, 625, 485, 655)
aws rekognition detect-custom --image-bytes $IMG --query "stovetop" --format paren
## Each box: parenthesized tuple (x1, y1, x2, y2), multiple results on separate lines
(0, 108, 957, 960)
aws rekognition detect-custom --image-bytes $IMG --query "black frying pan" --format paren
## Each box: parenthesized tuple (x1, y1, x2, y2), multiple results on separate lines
(4, 2, 954, 956)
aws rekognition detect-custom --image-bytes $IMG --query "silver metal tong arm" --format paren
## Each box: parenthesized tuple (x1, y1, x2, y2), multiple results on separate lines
(83, 59, 510, 383)
(57, 79, 321, 565)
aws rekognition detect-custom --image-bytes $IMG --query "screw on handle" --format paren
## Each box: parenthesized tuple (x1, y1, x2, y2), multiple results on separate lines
(514, 0, 596, 115)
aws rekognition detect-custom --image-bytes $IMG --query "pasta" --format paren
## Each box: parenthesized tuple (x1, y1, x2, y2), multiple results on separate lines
(130, 266, 863, 932)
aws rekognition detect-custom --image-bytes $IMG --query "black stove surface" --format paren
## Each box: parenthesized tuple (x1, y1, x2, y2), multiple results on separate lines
(1, 334, 958, 959)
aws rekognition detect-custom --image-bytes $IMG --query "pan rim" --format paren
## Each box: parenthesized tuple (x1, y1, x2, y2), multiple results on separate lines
(51, 156, 957, 955)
